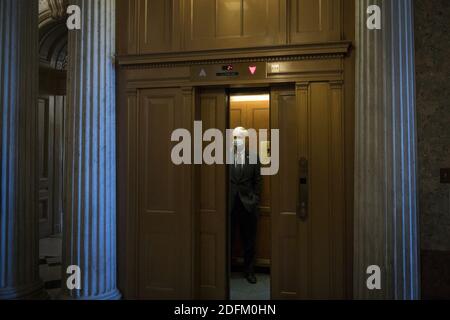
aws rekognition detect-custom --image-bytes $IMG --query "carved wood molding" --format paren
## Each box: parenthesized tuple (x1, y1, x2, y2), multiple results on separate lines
(117, 41, 352, 70)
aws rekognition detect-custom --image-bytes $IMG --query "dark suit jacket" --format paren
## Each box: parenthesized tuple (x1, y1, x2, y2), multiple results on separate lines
(229, 153, 262, 215)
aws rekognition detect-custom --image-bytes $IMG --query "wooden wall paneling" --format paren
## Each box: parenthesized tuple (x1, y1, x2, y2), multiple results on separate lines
(267, 58, 344, 83)
(244, 101, 271, 216)
(127, 91, 139, 298)
(184, 0, 284, 51)
(230, 102, 247, 129)
(173, 0, 183, 52)
(117, 0, 183, 54)
(289, 0, 342, 44)
(117, 0, 138, 55)
(118, 85, 139, 298)
(117, 0, 349, 55)
(137, 88, 192, 299)
(309, 82, 331, 298)
(278, 0, 288, 44)
(197, 89, 227, 299)
(329, 81, 345, 298)
(138, 0, 177, 54)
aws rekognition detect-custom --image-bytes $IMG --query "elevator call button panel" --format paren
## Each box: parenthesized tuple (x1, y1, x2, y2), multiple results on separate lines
(191, 62, 267, 82)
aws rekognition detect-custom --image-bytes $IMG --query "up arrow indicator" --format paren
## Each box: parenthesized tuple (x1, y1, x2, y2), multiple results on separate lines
(199, 69, 207, 77)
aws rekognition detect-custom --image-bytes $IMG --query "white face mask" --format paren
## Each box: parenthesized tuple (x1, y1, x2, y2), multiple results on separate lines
(234, 138, 245, 153)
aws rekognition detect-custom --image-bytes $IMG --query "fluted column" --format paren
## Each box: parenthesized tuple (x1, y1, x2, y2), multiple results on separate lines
(0, 1, 44, 299)
(354, 0, 419, 299)
(61, 0, 120, 300)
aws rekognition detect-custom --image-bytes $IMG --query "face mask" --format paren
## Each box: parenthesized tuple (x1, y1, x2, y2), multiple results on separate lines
(234, 139, 245, 152)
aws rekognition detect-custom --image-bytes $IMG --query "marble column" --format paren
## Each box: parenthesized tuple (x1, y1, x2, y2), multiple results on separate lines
(61, 0, 120, 300)
(354, 0, 420, 299)
(0, 1, 45, 299)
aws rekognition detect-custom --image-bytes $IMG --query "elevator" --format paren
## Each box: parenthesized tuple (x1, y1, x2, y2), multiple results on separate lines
(114, 0, 356, 300)
(117, 45, 353, 300)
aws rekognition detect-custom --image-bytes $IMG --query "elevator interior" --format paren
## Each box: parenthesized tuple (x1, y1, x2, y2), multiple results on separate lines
(228, 92, 271, 300)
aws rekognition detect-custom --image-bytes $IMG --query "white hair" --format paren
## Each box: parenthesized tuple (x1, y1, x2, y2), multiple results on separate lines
(232, 127, 249, 138)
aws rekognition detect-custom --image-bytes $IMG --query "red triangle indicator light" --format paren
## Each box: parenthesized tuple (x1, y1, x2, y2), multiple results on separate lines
(249, 66, 257, 75)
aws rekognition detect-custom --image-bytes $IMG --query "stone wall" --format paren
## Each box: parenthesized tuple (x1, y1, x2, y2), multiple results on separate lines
(414, 0, 450, 299)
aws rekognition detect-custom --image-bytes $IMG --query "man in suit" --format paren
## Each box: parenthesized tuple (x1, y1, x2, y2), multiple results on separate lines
(230, 127, 262, 284)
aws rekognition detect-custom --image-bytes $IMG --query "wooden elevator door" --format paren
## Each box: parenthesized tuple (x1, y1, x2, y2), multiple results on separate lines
(137, 88, 192, 299)
(271, 84, 346, 299)
(196, 89, 228, 299)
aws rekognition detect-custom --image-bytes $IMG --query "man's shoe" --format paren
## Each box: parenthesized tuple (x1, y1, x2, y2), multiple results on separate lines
(245, 273, 257, 284)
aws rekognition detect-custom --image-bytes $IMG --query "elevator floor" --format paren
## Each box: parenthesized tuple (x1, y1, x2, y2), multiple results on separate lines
(230, 273, 270, 300)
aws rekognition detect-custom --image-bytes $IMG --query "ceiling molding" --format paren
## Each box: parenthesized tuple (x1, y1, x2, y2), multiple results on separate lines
(117, 41, 352, 69)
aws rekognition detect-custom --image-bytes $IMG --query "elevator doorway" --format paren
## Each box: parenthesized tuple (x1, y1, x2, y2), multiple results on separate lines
(126, 80, 350, 299)
(195, 84, 349, 300)
(228, 92, 271, 300)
